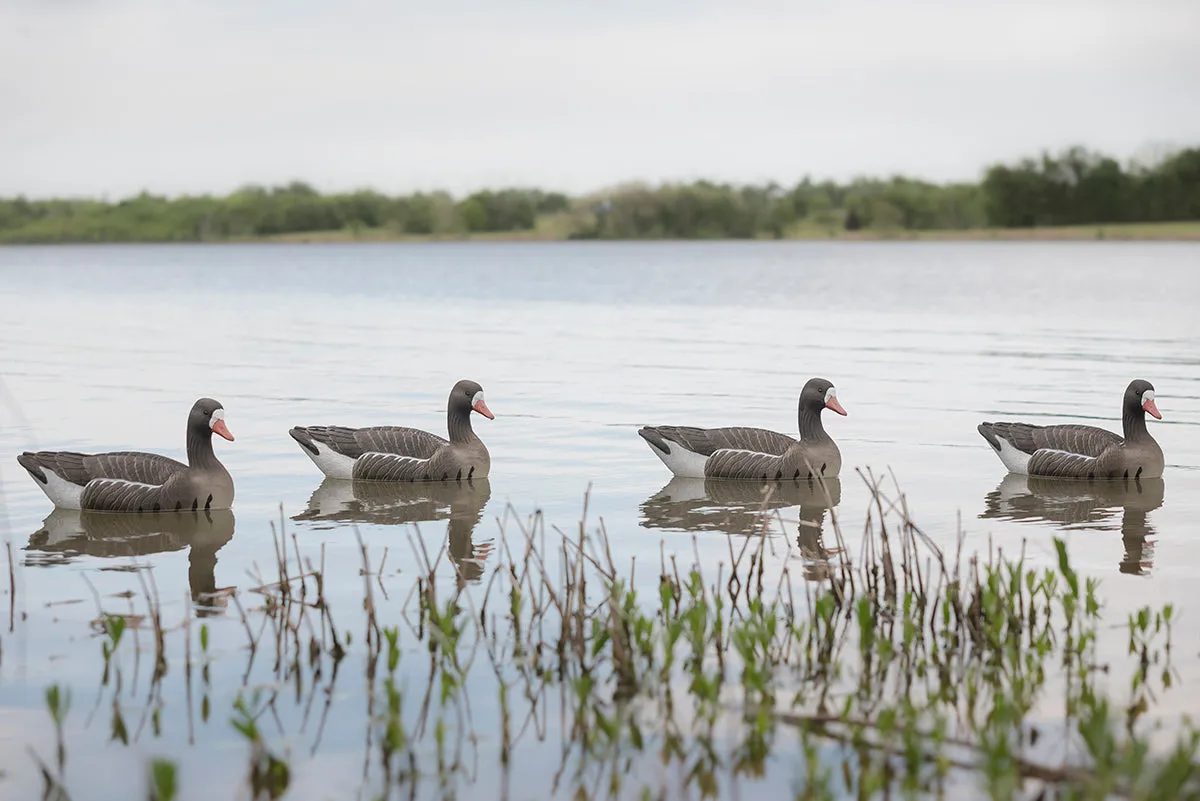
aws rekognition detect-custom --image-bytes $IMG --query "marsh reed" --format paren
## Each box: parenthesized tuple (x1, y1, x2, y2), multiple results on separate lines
(14, 470, 1197, 801)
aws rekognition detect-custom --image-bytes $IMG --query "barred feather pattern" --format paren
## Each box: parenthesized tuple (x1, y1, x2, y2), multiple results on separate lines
(20, 450, 186, 487)
(978, 420, 1163, 480)
(79, 478, 169, 512)
(705, 449, 788, 480)
(352, 452, 433, 482)
(978, 422, 1121, 459)
(706, 446, 834, 481)
(351, 451, 486, 482)
(638, 426, 795, 458)
(293, 425, 447, 459)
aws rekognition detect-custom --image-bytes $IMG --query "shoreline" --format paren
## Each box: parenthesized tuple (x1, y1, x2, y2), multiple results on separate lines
(216, 219, 1200, 243)
(3, 220, 1199, 246)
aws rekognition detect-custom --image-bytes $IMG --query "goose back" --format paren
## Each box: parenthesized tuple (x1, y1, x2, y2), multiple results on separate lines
(290, 425, 447, 461)
(639, 426, 795, 459)
(638, 377, 846, 480)
(18, 450, 186, 488)
(978, 379, 1165, 480)
(17, 397, 235, 512)
(289, 379, 493, 482)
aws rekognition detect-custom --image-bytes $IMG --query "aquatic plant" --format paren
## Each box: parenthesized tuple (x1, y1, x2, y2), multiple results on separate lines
(15, 472, 1199, 800)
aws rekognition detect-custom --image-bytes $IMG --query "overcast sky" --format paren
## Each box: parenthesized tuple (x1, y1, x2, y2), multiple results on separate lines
(2, 0, 1198, 199)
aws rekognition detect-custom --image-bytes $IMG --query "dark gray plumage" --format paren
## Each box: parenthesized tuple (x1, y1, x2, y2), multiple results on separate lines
(17, 398, 236, 512)
(705, 447, 834, 482)
(288, 425, 446, 461)
(638, 426, 795, 459)
(978, 379, 1164, 480)
(638, 377, 847, 480)
(290, 379, 494, 482)
(17, 450, 184, 488)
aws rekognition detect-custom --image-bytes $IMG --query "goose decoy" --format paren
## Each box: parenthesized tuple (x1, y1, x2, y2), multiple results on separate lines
(289, 379, 494, 482)
(17, 398, 236, 512)
(977, 379, 1164, 480)
(638, 377, 847, 480)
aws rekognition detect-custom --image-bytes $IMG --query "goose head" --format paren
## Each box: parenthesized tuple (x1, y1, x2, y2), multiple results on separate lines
(802, 377, 847, 417)
(192, 397, 235, 441)
(451, 379, 494, 420)
(1126, 379, 1161, 421)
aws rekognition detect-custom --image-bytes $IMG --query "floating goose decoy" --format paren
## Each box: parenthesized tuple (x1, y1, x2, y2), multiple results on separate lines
(289, 379, 494, 482)
(977, 379, 1164, 480)
(17, 398, 236, 512)
(638, 377, 847, 480)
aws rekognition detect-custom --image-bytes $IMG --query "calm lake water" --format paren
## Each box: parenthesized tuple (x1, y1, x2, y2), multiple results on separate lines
(0, 241, 1198, 799)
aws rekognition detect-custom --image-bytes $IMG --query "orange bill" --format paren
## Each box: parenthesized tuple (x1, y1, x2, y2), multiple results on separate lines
(473, 399, 495, 420)
(212, 419, 235, 441)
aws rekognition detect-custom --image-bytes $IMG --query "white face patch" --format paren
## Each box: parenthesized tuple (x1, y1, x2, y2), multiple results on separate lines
(471, 391, 485, 407)
(1141, 390, 1155, 405)
(209, 408, 225, 429)
(824, 386, 837, 403)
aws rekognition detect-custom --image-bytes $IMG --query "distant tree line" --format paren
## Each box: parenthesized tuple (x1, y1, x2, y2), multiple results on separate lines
(0, 183, 571, 243)
(981, 146, 1200, 227)
(0, 145, 1196, 243)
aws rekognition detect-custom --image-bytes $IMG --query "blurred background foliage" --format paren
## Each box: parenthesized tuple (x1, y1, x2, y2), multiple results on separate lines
(1, 145, 1196, 243)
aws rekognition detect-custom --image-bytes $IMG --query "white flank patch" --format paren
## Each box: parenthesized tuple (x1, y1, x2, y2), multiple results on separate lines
(645, 440, 710, 478)
(35, 469, 86, 510)
(303, 441, 357, 480)
(994, 437, 1032, 475)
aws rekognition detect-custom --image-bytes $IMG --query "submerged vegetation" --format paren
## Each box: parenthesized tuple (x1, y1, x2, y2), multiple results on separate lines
(3, 471, 1199, 800)
(1, 144, 1198, 243)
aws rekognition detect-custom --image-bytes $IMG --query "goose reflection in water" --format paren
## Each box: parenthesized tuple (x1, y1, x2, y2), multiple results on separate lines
(293, 478, 494, 584)
(979, 474, 1165, 576)
(25, 509, 236, 616)
(639, 476, 842, 581)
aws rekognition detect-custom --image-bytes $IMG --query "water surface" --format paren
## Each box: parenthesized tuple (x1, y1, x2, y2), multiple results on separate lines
(0, 241, 1198, 798)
